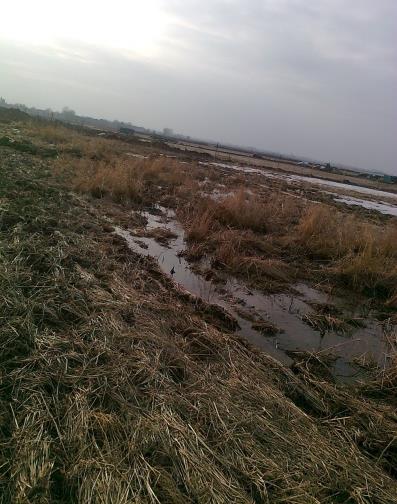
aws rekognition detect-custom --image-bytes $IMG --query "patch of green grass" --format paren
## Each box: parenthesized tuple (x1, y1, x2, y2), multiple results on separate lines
(0, 135, 58, 157)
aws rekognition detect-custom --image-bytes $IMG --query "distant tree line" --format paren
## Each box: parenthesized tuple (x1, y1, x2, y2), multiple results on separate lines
(0, 97, 151, 134)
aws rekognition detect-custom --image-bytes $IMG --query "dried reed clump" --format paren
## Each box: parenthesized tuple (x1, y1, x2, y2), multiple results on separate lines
(336, 250, 397, 296)
(184, 189, 271, 237)
(182, 193, 295, 287)
(210, 188, 302, 233)
(28, 121, 131, 160)
(28, 122, 73, 144)
(184, 189, 304, 242)
(238, 256, 292, 282)
(297, 205, 362, 259)
(301, 302, 365, 335)
(297, 205, 397, 260)
(362, 322, 397, 405)
(297, 205, 397, 299)
(186, 207, 216, 242)
(62, 156, 190, 204)
(72, 158, 145, 202)
(215, 189, 268, 232)
(184, 199, 284, 280)
(184, 189, 397, 299)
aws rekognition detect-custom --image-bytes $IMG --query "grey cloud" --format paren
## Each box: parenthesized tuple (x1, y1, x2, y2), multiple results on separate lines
(1, 0, 396, 173)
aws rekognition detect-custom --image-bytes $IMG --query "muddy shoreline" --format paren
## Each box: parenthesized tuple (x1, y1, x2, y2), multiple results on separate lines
(116, 204, 393, 382)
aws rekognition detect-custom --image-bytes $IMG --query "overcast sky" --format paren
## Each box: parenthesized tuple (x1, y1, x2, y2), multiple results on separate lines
(1, 0, 396, 173)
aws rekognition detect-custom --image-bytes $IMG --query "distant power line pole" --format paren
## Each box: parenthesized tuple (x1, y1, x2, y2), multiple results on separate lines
(214, 143, 219, 161)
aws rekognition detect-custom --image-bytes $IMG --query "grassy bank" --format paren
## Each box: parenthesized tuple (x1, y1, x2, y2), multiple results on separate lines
(1, 122, 397, 503)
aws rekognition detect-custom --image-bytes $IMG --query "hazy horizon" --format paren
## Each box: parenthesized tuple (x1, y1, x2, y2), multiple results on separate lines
(1, 0, 396, 174)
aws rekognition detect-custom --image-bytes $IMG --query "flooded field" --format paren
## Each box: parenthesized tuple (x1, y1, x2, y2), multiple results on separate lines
(330, 194, 397, 217)
(116, 205, 394, 382)
(201, 161, 397, 217)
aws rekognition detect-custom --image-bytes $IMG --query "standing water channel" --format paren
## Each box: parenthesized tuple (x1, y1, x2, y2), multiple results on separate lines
(115, 206, 393, 382)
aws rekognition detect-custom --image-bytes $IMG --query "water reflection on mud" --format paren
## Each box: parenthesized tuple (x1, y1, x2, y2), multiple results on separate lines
(116, 206, 393, 382)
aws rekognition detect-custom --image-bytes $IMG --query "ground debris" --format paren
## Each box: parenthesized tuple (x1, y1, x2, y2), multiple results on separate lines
(251, 319, 283, 335)
(302, 301, 366, 335)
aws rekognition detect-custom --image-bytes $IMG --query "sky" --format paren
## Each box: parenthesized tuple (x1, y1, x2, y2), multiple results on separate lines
(1, 0, 396, 174)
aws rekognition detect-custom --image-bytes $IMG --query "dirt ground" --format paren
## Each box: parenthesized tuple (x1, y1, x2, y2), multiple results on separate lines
(1, 115, 396, 503)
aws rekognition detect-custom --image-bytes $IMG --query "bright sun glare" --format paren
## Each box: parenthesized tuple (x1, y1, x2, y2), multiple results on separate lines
(1, 0, 168, 56)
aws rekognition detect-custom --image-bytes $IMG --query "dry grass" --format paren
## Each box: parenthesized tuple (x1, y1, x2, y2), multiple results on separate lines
(367, 322, 397, 403)
(198, 189, 301, 233)
(297, 205, 397, 260)
(297, 205, 397, 299)
(251, 319, 282, 335)
(73, 158, 146, 202)
(302, 302, 366, 335)
(69, 136, 126, 160)
(185, 207, 215, 242)
(183, 200, 291, 289)
(182, 194, 397, 301)
(302, 312, 357, 335)
(181, 192, 300, 288)
(48, 121, 395, 302)
(27, 122, 73, 144)
(1, 147, 397, 503)
(184, 189, 289, 239)
(145, 227, 178, 245)
(297, 205, 359, 258)
(215, 189, 268, 232)
(27, 122, 130, 160)
(57, 156, 191, 205)
(238, 256, 292, 282)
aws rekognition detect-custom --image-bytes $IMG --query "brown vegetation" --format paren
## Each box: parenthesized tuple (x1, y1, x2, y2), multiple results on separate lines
(145, 226, 178, 244)
(251, 319, 282, 335)
(57, 156, 191, 205)
(5, 119, 397, 303)
(181, 191, 397, 302)
(27, 122, 130, 160)
(297, 205, 397, 299)
(1, 118, 397, 503)
(302, 301, 366, 334)
(212, 188, 269, 231)
(1, 146, 397, 503)
(179, 192, 296, 289)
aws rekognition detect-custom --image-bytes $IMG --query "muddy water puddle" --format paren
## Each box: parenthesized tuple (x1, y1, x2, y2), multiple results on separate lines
(116, 206, 393, 382)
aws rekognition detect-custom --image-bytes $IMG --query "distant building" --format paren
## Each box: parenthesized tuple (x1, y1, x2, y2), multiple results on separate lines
(383, 175, 397, 184)
(163, 128, 173, 137)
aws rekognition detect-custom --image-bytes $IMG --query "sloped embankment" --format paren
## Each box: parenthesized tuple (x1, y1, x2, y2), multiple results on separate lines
(0, 146, 396, 503)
